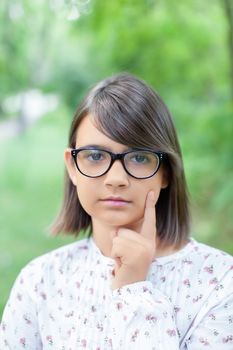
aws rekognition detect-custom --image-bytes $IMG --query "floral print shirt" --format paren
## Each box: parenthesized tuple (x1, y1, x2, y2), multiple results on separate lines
(0, 237, 233, 349)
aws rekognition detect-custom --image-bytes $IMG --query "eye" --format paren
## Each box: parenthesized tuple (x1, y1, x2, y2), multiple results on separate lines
(85, 150, 106, 162)
(130, 153, 150, 164)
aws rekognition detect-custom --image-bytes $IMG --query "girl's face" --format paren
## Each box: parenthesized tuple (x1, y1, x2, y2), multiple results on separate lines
(65, 115, 168, 232)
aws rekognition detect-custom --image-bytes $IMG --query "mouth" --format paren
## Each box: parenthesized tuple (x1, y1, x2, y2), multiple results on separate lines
(100, 197, 131, 207)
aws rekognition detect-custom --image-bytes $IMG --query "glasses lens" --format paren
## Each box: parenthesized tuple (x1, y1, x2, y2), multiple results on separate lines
(76, 149, 111, 177)
(124, 151, 159, 178)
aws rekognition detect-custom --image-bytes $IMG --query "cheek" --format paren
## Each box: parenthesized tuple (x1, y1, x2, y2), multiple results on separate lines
(131, 182, 161, 217)
(75, 177, 98, 212)
(137, 178, 162, 204)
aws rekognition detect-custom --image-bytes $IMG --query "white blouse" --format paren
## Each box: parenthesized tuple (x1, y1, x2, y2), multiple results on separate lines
(0, 237, 233, 349)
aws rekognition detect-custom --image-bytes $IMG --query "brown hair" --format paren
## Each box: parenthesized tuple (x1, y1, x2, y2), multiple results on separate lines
(51, 73, 190, 246)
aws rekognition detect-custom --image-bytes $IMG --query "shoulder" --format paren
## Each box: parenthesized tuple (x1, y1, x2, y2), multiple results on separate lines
(157, 238, 233, 269)
(155, 238, 233, 288)
(15, 238, 91, 291)
(190, 239, 233, 267)
(25, 237, 90, 271)
(184, 239, 233, 288)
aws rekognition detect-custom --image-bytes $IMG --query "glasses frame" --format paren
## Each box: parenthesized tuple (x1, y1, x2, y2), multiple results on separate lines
(71, 147, 165, 179)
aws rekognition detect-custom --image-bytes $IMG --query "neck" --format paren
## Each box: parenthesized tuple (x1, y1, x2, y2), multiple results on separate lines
(92, 220, 115, 257)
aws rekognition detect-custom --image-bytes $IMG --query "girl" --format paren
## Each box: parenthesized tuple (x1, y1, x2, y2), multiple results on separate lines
(1, 73, 233, 349)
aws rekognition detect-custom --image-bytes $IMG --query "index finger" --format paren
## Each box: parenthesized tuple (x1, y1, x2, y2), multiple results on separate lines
(140, 191, 156, 239)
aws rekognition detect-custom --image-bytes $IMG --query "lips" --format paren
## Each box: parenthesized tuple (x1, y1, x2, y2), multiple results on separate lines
(100, 196, 131, 207)
(100, 196, 131, 203)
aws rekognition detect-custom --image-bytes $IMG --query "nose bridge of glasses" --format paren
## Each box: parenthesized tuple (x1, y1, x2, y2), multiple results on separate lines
(108, 152, 128, 174)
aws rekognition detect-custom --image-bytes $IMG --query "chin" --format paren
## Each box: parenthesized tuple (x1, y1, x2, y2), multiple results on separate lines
(97, 212, 129, 225)
(105, 219, 133, 228)
(103, 214, 143, 229)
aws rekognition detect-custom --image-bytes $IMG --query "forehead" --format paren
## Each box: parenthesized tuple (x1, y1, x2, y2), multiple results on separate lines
(75, 114, 129, 152)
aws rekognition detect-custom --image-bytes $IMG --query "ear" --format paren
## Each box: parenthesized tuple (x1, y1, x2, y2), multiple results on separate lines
(64, 148, 77, 186)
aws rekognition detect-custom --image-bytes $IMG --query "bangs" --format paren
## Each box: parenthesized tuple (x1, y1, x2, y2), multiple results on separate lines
(90, 88, 164, 151)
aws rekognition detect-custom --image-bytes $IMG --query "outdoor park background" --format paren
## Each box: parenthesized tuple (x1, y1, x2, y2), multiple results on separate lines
(0, 0, 233, 319)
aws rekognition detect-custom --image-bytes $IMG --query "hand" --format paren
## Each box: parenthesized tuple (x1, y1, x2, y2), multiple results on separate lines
(111, 191, 156, 290)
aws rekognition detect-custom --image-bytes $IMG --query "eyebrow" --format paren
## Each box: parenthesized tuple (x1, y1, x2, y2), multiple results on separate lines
(76, 144, 135, 152)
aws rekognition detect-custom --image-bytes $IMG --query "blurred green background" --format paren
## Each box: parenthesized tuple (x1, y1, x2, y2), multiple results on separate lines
(0, 0, 233, 319)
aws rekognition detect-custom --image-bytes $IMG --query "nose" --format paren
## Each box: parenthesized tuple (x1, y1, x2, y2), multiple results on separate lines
(103, 159, 129, 188)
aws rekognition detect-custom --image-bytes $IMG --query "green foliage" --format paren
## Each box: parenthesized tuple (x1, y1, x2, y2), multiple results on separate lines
(0, 111, 76, 318)
(0, 0, 233, 319)
(82, 0, 228, 99)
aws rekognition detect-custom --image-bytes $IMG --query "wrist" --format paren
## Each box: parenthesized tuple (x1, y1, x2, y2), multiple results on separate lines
(111, 270, 148, 290)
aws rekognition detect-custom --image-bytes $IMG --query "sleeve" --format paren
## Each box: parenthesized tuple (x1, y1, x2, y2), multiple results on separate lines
(184, 292, 233, 349)
(0, 269, 43, 350)
(109, 281, 180, 350)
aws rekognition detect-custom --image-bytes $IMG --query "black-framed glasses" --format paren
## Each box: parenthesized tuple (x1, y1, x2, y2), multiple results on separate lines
(71, 147, 165, 179)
